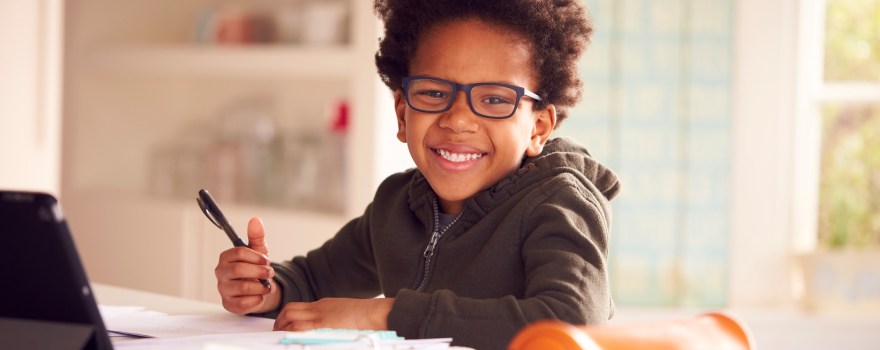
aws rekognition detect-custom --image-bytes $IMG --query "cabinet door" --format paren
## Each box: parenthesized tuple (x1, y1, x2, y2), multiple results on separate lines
(0, 0, 63, 194)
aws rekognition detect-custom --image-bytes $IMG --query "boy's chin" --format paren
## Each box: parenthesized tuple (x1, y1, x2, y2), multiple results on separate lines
(431, 186, 481, 212)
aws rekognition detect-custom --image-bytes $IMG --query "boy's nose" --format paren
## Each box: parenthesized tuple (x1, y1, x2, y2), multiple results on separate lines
(438, 90, 479, 133)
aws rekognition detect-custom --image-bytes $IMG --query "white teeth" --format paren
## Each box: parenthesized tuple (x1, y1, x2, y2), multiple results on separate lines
(437, 149, 483, 163)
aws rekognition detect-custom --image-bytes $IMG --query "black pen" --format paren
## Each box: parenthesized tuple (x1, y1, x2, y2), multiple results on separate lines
(196, 189, 271, 288)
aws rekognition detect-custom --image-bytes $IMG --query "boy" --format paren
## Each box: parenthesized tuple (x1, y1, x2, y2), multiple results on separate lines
(215, 0, 620, 349)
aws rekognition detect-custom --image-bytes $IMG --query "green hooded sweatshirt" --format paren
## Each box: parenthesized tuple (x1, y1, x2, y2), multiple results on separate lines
(261, 137, 621, 350)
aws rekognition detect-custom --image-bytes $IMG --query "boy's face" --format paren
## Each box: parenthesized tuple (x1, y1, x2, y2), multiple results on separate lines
(394, 18, 556, 215)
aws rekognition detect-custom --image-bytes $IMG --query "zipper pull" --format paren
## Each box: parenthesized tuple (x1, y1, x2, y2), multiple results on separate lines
(423, 231, 439, 257)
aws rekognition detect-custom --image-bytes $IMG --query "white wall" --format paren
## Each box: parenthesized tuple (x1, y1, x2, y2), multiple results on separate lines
(730, 0, 800, 307)
(0, 0, 63, 195)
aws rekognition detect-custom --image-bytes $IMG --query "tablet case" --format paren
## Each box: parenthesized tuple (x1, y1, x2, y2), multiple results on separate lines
(0, 191, 113, 350)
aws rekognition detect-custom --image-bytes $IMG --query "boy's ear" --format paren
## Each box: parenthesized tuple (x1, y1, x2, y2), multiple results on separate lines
(394, 90, 407, 143)
(525, 104, 557, 157)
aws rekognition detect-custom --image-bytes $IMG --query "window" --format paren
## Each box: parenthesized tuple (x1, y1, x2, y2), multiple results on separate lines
(814, 0, 880, 249)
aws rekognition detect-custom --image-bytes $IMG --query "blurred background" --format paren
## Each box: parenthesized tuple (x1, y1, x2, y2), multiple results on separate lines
(1, 0, 879, 348)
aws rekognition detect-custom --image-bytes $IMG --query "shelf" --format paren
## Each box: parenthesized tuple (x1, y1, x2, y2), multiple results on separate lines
(63, 0, 388, 302)
(66, 189, 350, 224)
(64, 190, 347, 300)
(83, 45, 355, 79)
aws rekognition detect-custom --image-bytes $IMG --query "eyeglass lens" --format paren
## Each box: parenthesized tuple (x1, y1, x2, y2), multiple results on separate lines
(407, 79, 519, 118)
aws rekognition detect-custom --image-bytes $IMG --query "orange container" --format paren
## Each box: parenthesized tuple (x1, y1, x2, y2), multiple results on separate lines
(508, 311, 755, 350)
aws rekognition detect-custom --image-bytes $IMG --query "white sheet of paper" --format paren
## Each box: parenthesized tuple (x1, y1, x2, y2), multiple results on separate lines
(113, 331, 285, 349)
(98, 305, 155, 319)
(105, 312, 275, 338)
(114, 331, 454, 350)
(102, 306, 459, 349)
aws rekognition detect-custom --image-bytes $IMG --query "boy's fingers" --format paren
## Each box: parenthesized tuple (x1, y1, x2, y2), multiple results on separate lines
(247, 217, 270, 255)
(216, 261, 274, 281)
(219, 247, 269, 265)
(222, 294, 264, 315)
(219, 278, 272, 298)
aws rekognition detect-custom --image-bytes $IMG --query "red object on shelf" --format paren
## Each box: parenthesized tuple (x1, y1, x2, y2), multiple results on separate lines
(216, 11, 250, 44)
(331, 100, 349, 134)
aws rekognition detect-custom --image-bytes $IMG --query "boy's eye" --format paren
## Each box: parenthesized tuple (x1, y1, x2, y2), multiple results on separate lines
(416, 90, 449, 99)
(481, 96, 513, 105)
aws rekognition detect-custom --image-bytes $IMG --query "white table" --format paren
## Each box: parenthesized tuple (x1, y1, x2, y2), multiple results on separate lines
(92, 283, 223, 315)
(91, 283, 469, 349)
(92, 283, 282, 349)
(612, 307, 880, 350)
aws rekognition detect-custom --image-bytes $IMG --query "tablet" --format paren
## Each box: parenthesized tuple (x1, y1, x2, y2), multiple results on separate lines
(0, 191, 113, 350)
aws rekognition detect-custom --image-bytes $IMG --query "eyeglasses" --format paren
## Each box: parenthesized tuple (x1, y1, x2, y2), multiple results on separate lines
(401, 76, 542, 119)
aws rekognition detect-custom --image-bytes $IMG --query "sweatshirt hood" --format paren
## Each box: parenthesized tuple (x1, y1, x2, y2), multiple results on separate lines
(523, 137, 621, 200)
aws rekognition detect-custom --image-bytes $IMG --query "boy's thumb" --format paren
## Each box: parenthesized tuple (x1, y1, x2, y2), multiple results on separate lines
(247, 217, 269, 255)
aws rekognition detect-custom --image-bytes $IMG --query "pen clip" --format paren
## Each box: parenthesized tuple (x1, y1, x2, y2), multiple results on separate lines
(196, 196, 222, 229)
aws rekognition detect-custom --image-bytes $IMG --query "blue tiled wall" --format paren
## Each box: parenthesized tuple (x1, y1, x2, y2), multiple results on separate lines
(560, 0, 733, 306)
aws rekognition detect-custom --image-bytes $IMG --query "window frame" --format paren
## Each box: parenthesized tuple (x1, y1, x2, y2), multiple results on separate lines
(795, 0, 880, 253)
(730, 0, 880, 308)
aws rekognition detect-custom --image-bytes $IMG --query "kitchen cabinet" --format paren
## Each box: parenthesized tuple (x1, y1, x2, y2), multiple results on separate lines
(61, 0, 408, 300)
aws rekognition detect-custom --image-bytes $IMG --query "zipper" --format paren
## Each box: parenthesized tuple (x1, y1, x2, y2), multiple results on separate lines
(415, 199, 463, 292)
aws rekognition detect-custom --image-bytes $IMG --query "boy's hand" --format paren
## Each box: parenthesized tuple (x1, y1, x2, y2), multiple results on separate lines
(273, 298, 395, 331)
(216, 217, 281, 315)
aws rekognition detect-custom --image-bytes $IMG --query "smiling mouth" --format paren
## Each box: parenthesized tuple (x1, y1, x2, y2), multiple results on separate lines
(435, 149, 485, 163)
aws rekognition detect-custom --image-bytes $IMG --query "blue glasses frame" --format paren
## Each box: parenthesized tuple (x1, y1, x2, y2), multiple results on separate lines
(401, 76, 543, 119)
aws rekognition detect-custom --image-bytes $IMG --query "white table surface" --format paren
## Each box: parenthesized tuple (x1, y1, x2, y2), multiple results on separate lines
(92, 283, 880, 349)
(611, 306, 880, 350)
(91, 283, 471, 349)
(92, 283, 223, 315)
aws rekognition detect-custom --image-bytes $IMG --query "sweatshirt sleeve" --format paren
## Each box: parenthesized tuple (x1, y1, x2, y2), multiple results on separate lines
(386, 180, 612, 350)
(253, 204, 382, 318)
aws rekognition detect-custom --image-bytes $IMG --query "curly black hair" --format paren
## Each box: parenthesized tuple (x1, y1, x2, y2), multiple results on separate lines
(374, 0, 593, 125)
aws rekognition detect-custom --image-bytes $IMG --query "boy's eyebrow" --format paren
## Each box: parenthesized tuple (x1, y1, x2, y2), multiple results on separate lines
(413, 74, 524, 86)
